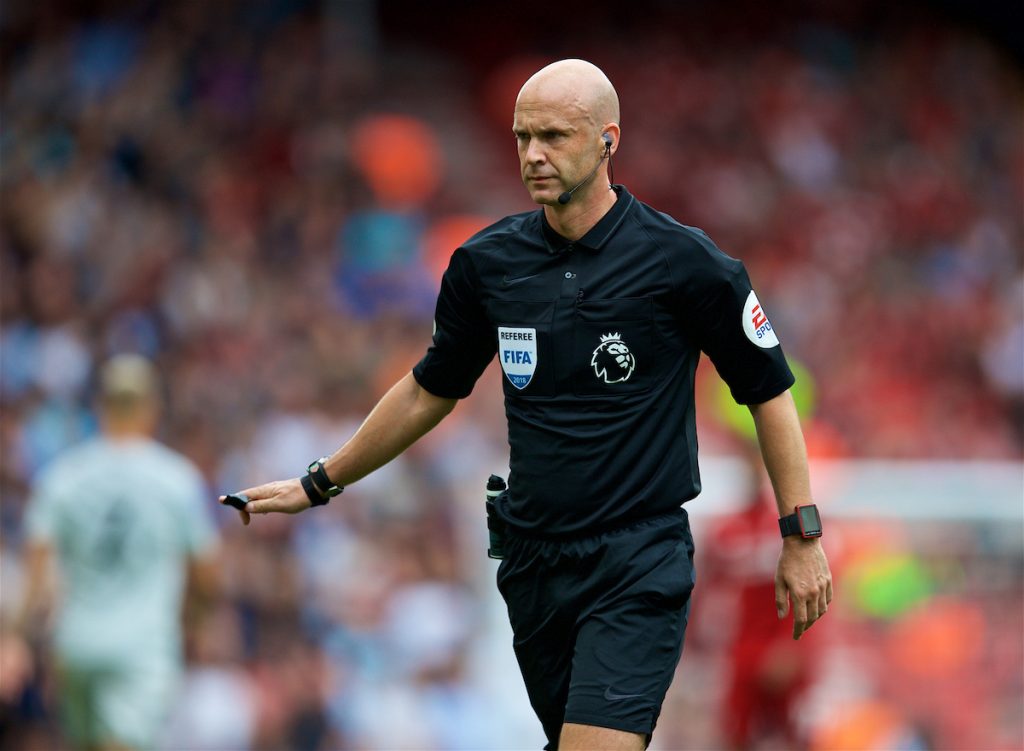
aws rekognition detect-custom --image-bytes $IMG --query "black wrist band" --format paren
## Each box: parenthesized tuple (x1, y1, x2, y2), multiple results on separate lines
(778, 513, 802, 537)
(300, 474, 330, 507)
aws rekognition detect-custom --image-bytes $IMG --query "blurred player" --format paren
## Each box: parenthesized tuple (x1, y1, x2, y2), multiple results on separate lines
(700, 368, 822, 750)
(702, 441, 821, 750)
(19, 354, 220, 751)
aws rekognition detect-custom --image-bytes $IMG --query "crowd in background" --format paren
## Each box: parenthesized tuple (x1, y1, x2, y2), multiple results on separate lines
(1, 0, 1021, 748)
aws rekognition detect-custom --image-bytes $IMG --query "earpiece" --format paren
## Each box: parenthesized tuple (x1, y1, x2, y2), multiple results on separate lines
(558, 132, 615, 205)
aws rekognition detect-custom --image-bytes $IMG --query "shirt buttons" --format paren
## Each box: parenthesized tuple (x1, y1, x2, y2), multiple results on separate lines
(564, 271, 576, 279)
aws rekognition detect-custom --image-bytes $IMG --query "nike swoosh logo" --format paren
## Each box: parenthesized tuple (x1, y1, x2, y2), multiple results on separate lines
(604, 687, 645, 701)
(502, 273, 541, 286)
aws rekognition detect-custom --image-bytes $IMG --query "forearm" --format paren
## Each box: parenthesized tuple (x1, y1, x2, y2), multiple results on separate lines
(748, 389, 812, 517)
(183, 553, 221, 627)
(224, 373, 457, 521)
(750, 389, 832, 639)
(322, 372, 457, 487)
(17, 543, 52, 634)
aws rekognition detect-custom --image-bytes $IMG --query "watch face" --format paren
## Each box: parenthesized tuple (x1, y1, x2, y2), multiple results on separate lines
(308, 461, 319, 473)
(798, 505, 823, 537)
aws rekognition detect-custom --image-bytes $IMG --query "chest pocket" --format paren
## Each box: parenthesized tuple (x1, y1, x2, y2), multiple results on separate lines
(489, 299, 556, 398)
(573, 297, 656, 396)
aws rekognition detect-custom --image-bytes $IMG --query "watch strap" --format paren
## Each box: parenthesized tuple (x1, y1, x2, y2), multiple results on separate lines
(778, 512, 802, 537)
(301, 473, 331, 507)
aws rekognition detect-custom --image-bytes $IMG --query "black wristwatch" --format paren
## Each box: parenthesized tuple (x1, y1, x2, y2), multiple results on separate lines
(778, 504, 823, 539)
(301, 457, 343, 507)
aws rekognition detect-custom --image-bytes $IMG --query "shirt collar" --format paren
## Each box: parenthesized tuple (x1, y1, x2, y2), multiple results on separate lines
(540, 185, 634, 254)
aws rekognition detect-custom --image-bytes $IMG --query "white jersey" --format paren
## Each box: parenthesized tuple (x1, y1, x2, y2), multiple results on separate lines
(25, 436, 217, 669)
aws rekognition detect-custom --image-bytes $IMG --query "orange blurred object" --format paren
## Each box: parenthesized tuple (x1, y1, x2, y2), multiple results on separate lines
(481, 56, 550, 126)
(885, 597, 986, 678)
(422, 214, 494, 281)
(811, 700, 908, 750)
(349, 115, 442, 208)
(803, 419, 849, 459)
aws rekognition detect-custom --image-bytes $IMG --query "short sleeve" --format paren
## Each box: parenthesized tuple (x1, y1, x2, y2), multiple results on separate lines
(673, 231, 794, 404)
(413, 247, 496, 399)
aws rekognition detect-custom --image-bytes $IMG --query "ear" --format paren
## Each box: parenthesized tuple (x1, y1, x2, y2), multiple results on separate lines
(600, 123, 621, 155)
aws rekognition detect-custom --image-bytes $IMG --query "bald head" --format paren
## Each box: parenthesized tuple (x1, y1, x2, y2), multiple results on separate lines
(516, 59, 619, 129)
(513, 59, 621, 212)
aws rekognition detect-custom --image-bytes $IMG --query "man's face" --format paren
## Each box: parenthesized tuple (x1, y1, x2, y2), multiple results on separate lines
(513, 97, 597, 206)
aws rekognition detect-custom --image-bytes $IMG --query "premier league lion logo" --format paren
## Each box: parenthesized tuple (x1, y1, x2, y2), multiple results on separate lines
(591, 332, 636, 384)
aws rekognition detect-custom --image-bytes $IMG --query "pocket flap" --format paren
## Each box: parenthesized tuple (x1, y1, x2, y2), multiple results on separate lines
(576, 297, 651, 322)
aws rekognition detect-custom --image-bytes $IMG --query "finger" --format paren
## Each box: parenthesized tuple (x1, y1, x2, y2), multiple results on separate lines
(238, 483, 277, 501)
(792, 594, 809, 640)
(807, 592, 821, 622)
(826, 576, 834, 606)
(245, 500, 275, 515)
(818, 583, 829, 618)
(775, 580, 789, 620)
(219, 495, 252, 527)
(805, 584, 829, 635)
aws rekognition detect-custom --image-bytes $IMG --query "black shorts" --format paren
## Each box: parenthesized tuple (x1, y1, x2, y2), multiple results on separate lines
(496, 508, 696, 749)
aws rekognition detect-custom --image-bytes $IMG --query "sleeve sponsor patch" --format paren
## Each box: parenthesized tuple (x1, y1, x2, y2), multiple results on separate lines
(742, 291, 780, 348)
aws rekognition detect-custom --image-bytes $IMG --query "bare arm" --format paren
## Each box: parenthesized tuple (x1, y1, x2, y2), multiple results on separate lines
(185, 550, 222, 607)
(748, 389, 833, 640)
(17, 542, 53, 636)
(321, 372, 458, 487)
(226, 372, 457, 523)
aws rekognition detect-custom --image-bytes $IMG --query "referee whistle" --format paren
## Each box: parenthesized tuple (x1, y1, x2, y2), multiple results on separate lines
(222, 493, 250, 511)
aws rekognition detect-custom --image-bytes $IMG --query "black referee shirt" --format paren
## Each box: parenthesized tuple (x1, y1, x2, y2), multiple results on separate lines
(413, 185, 794, 536)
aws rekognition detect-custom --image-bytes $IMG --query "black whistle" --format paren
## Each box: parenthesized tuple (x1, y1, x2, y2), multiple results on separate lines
(222, 493, 250, 511)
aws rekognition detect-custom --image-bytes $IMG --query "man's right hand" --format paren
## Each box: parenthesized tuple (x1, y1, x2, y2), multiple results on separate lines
(218, 479, 310, 526)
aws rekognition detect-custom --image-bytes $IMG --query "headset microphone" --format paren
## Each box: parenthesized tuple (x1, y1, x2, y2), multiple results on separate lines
(557, 134, 613, 205)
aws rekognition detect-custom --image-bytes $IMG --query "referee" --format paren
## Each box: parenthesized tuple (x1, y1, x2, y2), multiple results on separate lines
(227, 59, 832, 751)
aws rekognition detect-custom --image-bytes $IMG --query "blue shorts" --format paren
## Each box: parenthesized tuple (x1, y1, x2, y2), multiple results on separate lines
(496, 508, 696, 749)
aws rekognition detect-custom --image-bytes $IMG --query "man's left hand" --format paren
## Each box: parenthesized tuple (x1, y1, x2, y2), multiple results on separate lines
(775, 538, 833, 640)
